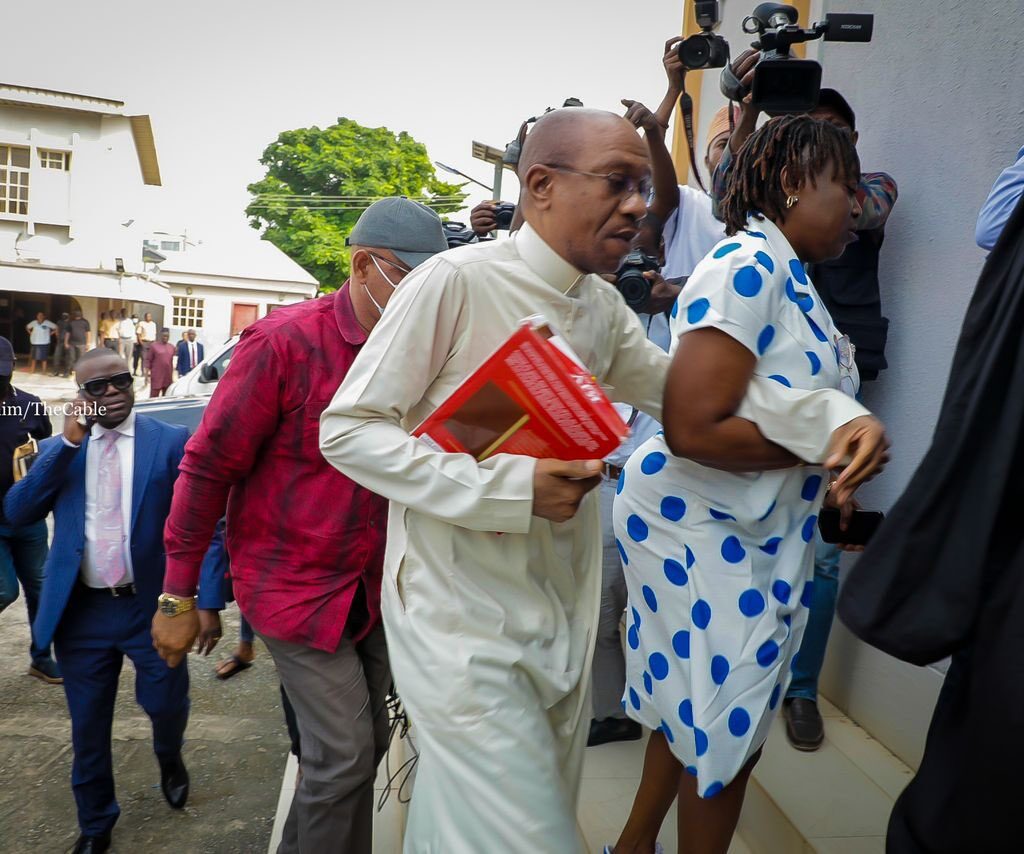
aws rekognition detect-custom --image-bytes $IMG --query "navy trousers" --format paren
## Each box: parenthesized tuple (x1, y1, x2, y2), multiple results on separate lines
(53, 585, 190, 836)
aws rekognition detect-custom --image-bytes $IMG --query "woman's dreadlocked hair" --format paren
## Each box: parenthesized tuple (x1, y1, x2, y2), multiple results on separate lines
(720, 114, 861, 236)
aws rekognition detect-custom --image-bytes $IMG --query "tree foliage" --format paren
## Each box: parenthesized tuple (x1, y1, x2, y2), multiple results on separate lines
(246, 118, 466, 291)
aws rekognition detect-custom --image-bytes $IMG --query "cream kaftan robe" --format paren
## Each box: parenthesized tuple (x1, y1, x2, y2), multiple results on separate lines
(318, 224, 868, 853)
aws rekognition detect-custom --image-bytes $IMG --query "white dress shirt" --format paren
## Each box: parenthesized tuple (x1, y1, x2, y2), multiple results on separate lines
(78, 412, 136, 587)
(136, 320, 157, 342)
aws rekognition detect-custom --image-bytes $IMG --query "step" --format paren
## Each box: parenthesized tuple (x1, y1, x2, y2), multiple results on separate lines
(737, 698, 915, 854)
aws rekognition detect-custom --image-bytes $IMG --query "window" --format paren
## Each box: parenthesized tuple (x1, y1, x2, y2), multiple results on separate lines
(172, 296, 205, 328)
(38, 149, 70, 170)
(160, 240, 182, 251)
(0, 145, 30, 216)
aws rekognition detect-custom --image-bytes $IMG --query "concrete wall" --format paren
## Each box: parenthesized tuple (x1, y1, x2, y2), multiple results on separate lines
(166, 282, 311, 348)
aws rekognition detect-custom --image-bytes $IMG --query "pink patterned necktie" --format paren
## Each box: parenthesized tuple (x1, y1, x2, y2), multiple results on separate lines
(95, 431, 128, 588)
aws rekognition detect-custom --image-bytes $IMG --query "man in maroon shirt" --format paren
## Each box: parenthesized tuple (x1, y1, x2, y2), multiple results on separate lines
(151, 198, 448, 853)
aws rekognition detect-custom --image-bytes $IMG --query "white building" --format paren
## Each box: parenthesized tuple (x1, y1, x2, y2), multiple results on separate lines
(0, 82, 170, 353)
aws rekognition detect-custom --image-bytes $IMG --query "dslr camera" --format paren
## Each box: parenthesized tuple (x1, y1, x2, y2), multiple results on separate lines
(678, 1, 730, 70)
(493, 202, 517, 231)
(722, 3, 873, 114)
(615, 250, 661, 312)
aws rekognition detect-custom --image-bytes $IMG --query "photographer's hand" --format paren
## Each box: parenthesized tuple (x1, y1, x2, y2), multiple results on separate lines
(470, 200, 498, 236)
(656, 36, 687, 129)
(644, 270, 682, 315)
(621, 99, 665, 137)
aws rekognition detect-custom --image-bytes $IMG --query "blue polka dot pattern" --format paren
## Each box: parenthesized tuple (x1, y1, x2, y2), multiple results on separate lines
(643, 671, 653, 694)
(804, 315, 829, 342)
(757, 324, 775, 355)
(660, 720, 675, 743)
(686, 765, 698, 777)
(664, 558, 688, 586)
(670, 299, 679, 319)
(754, 251, 776, 273)
(721, 536, 746, 564)
(687, 298, 711, 324)
(627, 625, 640, 650)
(769, 374, 792, 388)
(733, 266, 763, 297)
(627, 515, 649, 542)
(801, 515, 818, 542)
(642, 585, 658, 612)
(770, 684, 782, 710)
(728, 707, 751, 737)
(709, 508, 736, 521)
(704, 782, 725, 798)
(650, 653, 670, 681)
(758, 500, 777, 522)
(786, 277, 814, 312)
(738, 589, 766, 617)
(616, 539, 628, 566)
(629, 687, 641, 710)
(679, 699, 694, 727)
(713, 242, 742, 258)
(801, 475, 823, 501)
(631, 607, 641, 628)
(694, 727, 709, 757)
(685, 545, 696, 568)
(772, 579, 792, 604)
(806, 350, 822, 375)
(801, 581, 816, 608)
(641, 452, 667, 475)
(783, 614, 792, 628)
(692, 599, 712, 630)
(745, 229, 767, 239)
(757, 640, 780, 667)
(661, 496, 687, 522)
(616, 469, 625, 495)
(711, 655, 730, 685)
(789, 258, 808, 285)
(672, 630, 690, 659)
(760, 537, 783, 556)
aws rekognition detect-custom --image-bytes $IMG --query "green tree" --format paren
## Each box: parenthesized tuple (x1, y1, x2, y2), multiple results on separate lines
(246, 118, 466, 291)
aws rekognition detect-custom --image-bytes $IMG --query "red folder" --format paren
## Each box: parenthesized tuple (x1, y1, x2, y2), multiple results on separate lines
(413, 316, 628, 461)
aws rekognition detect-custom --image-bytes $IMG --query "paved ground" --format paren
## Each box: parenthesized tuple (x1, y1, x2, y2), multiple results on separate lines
(0, 603, 290, 853)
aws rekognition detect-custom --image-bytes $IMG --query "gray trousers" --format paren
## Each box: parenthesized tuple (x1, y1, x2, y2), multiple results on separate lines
(260, 624, 391, 854)
(592, 475, 629, 721)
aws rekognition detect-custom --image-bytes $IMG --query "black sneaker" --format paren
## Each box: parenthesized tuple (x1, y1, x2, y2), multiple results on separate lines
(587, 717, 643, 747)
(783, 698, 824, 751)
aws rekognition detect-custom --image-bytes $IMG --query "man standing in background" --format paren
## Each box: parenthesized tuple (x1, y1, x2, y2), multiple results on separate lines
(25, 311, 57, 375)
(117, 309, 136, 364)
(135, 313, 157, 380)
(98, 312, 118, 351)
(175, 329, 203, 377)
(65, 310, 92, 376)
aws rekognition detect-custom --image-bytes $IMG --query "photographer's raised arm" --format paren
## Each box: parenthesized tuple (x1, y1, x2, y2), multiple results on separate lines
(622, 99, 678, 225)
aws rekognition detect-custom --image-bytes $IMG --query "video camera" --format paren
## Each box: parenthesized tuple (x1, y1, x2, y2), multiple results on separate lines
(614, 249, 660, 312)
(679, 2, 873, 114)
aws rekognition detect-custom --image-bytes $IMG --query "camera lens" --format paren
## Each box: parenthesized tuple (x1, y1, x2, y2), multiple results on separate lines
(616, 269, 652, 312)
(678, 34, 711, 69)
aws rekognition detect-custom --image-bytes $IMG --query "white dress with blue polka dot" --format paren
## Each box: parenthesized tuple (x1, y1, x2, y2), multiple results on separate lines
(612, 215, 858, 797)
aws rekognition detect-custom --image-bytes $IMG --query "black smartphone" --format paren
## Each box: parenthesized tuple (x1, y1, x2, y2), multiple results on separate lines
(818, 508, 885, 546)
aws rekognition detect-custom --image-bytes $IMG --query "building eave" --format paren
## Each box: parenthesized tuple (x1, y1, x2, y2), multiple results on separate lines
(128, 115, 161, 186)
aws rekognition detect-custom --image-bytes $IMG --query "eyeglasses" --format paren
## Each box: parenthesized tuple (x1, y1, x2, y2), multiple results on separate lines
(367, 252, 412, 278)
(835, 335, 858, 398)
(545, 165, 652, 201)
(79, 372, 133, 397)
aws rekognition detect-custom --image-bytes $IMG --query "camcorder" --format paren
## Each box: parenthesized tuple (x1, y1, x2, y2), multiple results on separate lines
(680, 1, 873, 114)
(615, 250, 661, 312)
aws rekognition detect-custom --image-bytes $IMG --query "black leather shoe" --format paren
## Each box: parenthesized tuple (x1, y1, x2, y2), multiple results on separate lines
(70, 833, 111, 854)
(587, 717, 643, 747)
(160, 755, 190, 809)
(783, 698, 824, 751)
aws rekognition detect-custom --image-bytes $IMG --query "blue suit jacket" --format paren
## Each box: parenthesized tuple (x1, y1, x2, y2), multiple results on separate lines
(3, 414, 223, 649)
(175, 340, 204, 375)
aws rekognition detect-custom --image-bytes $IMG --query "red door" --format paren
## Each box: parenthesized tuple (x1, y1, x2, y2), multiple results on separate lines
(230, 303, 259, 335)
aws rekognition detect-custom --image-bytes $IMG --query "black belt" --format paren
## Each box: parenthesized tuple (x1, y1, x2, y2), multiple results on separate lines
(77, 580, 136, 597)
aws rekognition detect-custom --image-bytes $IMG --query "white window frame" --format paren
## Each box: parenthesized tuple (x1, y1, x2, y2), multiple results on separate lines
(172, 295, 205, 329)
(38, 149, 70, 171)
(0, 144, 30, 217)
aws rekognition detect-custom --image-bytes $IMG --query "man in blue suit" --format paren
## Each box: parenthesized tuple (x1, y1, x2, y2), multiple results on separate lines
(175, 329, 204, 377)
(4, 349, 224, 854)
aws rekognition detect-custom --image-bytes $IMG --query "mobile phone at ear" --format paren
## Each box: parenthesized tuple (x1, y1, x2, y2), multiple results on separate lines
(818, 508, 885, 546)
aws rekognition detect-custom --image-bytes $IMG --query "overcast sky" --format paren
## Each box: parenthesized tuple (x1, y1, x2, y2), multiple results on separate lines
(10, 0, 684, 244)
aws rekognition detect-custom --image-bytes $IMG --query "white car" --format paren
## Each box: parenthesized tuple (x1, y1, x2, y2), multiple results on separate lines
(166, 335, 239, 397)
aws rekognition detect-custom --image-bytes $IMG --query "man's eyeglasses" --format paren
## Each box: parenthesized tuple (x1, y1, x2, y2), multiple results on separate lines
(79, 372, 133, 397)
(835, 335, 858, 398)
(545, 165, 652, 201)
(367, 252, 412, 278)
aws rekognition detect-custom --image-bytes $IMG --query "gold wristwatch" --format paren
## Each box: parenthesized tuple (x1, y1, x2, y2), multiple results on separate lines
(158, 593, 196, 617)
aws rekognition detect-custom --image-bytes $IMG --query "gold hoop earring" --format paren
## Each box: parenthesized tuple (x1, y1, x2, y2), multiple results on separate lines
(785, 195, 799, 209)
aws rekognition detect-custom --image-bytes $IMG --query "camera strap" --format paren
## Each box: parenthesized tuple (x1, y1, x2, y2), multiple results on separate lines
(678, 78, 708, 195)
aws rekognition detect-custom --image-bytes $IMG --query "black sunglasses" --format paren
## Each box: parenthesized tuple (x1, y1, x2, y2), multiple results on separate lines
(79, 372, 133, 397)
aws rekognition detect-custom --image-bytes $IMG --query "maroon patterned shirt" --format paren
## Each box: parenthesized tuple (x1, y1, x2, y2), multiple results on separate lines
(163, 284, 387, 651)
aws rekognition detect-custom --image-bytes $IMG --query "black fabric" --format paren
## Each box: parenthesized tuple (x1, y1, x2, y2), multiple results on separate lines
(810, 227, 888, 381)
(838, 193, 1024, 852)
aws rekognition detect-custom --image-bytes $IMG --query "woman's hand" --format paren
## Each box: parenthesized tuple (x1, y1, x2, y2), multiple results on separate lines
(825, 415, 890, 507)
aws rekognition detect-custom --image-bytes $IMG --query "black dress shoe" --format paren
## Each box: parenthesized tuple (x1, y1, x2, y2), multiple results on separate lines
(70, 833, 111, 854)
(587, 716, 643, 747)
(160, 755, 190, 809)
(783, 698, 824, 751)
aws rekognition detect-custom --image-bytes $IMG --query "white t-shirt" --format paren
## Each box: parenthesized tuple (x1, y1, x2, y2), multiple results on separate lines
(27, 319, 57, 345)
(661, 185, 727, 282)
(136, 320, 157, 342)
(117, 317, 136, 338)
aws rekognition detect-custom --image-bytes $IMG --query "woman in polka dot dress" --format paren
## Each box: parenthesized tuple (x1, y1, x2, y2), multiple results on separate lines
(609, 116, 890, 854)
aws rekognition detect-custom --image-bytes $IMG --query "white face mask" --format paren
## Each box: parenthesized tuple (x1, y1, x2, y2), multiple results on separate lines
(363, 254, 409, 316)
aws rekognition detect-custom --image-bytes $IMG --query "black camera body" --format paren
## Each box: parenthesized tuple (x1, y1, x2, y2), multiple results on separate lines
(615, 250, 661, 312)
(719, 3, 873, 114)
(493, 202, 517, 231)
(679, 1, 730, 70)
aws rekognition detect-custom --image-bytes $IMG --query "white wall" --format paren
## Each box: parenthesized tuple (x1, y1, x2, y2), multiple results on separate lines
(167, 282, 311, 348)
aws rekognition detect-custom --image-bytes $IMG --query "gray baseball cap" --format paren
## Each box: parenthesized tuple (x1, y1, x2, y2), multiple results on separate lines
(346, 197, 448, 269)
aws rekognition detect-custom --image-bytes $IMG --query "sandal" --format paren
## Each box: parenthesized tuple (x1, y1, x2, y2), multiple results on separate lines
(215, 654, 254, 680)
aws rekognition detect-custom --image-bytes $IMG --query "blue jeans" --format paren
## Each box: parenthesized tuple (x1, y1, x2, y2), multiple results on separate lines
(239, 613, 255, 644)
(0, 520, 54, 663)
(787, 533, 841, 702)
